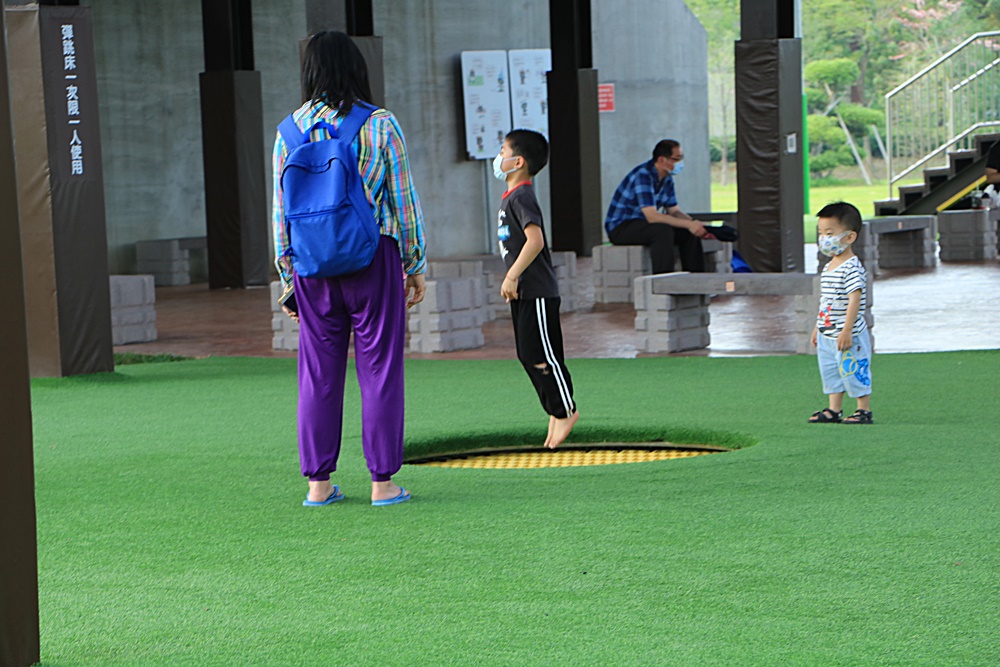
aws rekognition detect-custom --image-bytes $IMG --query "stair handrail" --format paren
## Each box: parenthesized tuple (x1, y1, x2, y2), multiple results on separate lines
(889, 121, 1000, 187)
(885, 30, 1000, 196)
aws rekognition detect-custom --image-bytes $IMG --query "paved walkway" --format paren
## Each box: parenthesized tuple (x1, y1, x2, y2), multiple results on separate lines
(116, 251, 1000, 360)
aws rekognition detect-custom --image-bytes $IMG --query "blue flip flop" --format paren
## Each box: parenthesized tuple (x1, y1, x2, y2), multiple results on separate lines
(302, 485, 344, 507)
(372, 488, 411, 507)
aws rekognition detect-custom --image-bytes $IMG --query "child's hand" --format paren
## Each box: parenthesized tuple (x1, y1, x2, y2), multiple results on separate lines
(837, 329, 852, 351)
(501, 275, 519, 302)
(810, 327, 817, 347)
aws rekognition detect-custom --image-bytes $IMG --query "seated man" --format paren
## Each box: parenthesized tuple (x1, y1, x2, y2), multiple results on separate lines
(604, 139, 707, 273)
(984, 139, 1000, 207)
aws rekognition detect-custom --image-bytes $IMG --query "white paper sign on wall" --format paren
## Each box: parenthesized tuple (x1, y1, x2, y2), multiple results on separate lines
(460, 50, 513, 160)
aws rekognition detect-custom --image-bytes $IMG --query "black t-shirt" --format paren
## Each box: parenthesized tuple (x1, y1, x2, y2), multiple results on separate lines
(497, 182, 559, 299)
(988, 141, 1000, 172)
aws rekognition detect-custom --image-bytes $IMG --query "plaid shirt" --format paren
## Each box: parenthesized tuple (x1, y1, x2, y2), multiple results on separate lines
(604, 160, 677, 234)
(272, 101, 427, 292)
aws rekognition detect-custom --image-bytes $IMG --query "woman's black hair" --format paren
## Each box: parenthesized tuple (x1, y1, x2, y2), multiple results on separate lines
(301, 30, 374, 116)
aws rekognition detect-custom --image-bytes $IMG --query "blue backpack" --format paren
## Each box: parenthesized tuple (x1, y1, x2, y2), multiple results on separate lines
(278, 102, 380, 278)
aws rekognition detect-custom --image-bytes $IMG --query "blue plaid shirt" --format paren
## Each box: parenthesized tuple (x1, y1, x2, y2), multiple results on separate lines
(604, 160, 677, 234)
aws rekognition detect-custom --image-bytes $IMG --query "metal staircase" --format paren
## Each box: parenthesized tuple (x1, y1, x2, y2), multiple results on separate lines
(876, 31, 1000, 216)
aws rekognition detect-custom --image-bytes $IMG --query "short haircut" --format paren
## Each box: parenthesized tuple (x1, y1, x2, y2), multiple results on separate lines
(652, 139, 681, 161)
(816, 201, 863, 234)
(505, 129, 549, 176)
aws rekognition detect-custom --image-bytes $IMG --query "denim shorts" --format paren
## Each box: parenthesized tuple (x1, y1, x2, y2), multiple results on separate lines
(817, 330, 873, 398)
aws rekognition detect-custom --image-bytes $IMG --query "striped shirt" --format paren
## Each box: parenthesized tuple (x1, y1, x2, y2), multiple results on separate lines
(817, 255, 868, 337)
(272, 101, 427, 291)
(604, 160, 677, 234)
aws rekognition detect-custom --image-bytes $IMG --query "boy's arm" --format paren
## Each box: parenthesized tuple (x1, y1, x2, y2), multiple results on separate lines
(837, 290, 862, 350)
(501, 224, 545, 301)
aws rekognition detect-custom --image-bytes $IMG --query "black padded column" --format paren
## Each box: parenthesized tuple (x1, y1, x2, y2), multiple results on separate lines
(547, 0, 602, 255)
(199, 0, 269, 288)
(735, 0, 804, 272)
(0, 5, 41, 665)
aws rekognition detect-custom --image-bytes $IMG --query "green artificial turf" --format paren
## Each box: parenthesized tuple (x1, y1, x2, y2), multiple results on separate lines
(29, 352, 1000, 666)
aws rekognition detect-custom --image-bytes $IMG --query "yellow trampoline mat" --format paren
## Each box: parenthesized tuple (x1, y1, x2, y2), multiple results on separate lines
(416, 447, 719, 469)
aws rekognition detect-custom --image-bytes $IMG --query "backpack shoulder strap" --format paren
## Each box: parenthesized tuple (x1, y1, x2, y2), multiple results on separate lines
(335, 102, 377, 143)
(278, 113, 307, 152)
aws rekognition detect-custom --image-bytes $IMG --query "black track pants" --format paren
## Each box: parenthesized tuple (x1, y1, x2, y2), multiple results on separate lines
(510, 296, 576, 419)
(608, 218, 705, 273)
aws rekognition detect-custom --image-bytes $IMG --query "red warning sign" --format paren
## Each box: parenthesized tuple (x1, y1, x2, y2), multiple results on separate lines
(598, 83, 615, 113)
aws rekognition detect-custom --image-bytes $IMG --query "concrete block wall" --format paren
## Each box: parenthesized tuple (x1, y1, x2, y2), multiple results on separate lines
(878, 228, 936, 269)
(408, 276, 486, 352)
(550, 250, 581, 312)
(136, 239, 191, 286)
(593, 245, 651, 304)
(938, 210, 998, 261)
(109, 275, 156, 345)
(270, 281, 299, 351)
(702, 238, 733, 274)
(792, 275, 821, 355)
(633, 275, 711, 353)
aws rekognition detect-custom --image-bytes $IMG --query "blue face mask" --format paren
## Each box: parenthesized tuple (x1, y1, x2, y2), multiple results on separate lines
(671, 160, 685, 176)
(818, 231, 851, 257)
(493, 153, 516, 181)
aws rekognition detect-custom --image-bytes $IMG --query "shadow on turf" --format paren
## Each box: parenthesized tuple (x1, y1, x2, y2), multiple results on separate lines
(403, 426, 757, 462)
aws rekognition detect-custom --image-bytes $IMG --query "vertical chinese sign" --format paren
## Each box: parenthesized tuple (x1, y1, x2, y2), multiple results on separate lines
(9, 4, 113, 376)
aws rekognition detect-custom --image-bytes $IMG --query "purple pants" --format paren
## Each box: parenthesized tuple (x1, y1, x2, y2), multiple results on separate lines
(293, 236, 407, 482)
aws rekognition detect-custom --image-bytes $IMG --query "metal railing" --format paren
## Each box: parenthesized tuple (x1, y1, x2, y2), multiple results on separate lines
(886, 31, 1000, 196)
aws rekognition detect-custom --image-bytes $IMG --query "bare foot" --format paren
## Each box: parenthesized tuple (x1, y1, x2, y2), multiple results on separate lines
(372, 480, 407, 503)
(543, 415, 556, 448)
(546, 411, 579, 449)
(307, 480, 335, 503)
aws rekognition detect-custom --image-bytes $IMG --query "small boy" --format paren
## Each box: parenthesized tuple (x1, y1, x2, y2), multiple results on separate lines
(809, 202, 873, 424)
(495, 129, 579, 448)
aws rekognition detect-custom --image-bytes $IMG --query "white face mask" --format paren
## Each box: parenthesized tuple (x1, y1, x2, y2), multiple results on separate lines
(818, 231, 851, 257)
(493, 153, 516, 181)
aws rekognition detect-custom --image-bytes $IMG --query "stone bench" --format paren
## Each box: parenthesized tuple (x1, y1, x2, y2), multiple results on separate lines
(270, 281, 299, 351)
(593, 239, 733, 304)
(136, 236, 207, 286)
(437, 252, 582, 321)
(634, 272, 820, 354)
(408, 261, 486, 352)
(867, 216, 936, 269)
(937, 209, 998, 261)
(109, 275, 157, 345)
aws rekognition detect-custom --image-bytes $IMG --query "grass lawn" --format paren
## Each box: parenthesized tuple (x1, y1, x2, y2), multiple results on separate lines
(29, 352, 1000, 666)
(711, 181, 918, 244)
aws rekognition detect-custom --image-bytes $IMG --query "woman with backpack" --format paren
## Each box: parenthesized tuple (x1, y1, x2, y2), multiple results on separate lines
(272, 30, 426, 508)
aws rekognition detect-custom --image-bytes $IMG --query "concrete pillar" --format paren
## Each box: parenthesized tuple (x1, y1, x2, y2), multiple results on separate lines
(0, 5, 41, 664)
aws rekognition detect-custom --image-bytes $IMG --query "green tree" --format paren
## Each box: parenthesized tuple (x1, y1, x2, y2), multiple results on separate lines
(684, 0, 740, 183)
(807, 115, 858, 177)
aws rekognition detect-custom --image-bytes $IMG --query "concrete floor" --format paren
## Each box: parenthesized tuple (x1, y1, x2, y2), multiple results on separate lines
(115, 252, 1000, 361)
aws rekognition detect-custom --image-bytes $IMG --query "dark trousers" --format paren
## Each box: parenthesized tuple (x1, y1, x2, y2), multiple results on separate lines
(510, 297, 576, 419)
(608, 218, 705, 273)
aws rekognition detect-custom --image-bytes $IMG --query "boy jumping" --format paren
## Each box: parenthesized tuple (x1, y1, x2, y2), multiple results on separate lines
(809, 201, 874, 425)
(495, 129, 579, 448)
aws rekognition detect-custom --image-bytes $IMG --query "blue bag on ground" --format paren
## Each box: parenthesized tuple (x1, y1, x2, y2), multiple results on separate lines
(278, 102, 379, 278)
(731, 249, 752, 273)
